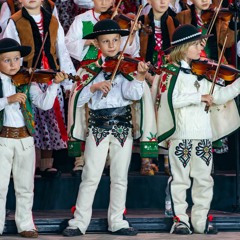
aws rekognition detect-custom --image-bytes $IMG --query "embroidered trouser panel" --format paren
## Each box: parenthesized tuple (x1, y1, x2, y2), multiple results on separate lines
(68, 127, 133, 233)
(0, 137, 35, 234)
(168, 139, 214, 233)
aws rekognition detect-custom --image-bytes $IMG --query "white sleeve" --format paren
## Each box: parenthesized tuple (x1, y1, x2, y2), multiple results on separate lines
(121, 78, 144, 100)
(65, 17, 87, 61)
(0, 3, 11, 39)
(77, 84, 94, 107)
(2, 19, 21, 42)
(213, 78, 240, 105)
(30, 82, 59, 110)
(56, 21, 76, 90)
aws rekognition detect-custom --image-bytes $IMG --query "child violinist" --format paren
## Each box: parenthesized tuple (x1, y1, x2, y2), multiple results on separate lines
(153, 24, 240, 235)
(0, 38, 67, 238)
(3, 0, 76, 177)
(65, 0, 140, 176)
(64, 19, 157, 237)
(176, 0, 235, 62)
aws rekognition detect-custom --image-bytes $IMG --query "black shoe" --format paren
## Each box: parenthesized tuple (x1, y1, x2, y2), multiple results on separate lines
(62, 228, 82, 237)
(111, 227, 138, 236)
(40, 168, 61, 178)
(205, 225, 218, 234)
(172, 223, 192, 235)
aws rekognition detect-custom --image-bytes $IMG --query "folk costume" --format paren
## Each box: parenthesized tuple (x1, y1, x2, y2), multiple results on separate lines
(139, 8, 179, 67)
(0, 38, 61, 237)
(64, 20, 157, 237)
(176, 4, 235, 62)
(3, 6, 76, 172)
(152, 25, 240, 234)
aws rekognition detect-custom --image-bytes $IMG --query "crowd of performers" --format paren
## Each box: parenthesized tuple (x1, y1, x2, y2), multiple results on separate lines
(0, 0, 240, 238)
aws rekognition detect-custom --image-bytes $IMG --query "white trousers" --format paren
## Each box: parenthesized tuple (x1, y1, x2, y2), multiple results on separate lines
(68, 127, 133, 234)
(0, 137, 36, 234)
(168, 139, 214, 233)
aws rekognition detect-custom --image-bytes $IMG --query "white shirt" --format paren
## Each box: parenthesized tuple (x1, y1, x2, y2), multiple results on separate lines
(0, 72, 59, 127)
(77, 71, 144, 110)
(3, 13, 76, 91)
(65, 10, 140, 62)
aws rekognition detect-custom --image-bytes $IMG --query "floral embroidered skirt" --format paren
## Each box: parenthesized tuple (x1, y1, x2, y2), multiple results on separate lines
(33, 83, 67, 150)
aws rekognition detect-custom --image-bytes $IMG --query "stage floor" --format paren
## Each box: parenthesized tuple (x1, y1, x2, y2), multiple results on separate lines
(4, 209, 240, 234)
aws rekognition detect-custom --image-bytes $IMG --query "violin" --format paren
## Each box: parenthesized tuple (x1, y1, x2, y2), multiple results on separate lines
(201, 6, 233, 25)
(103, 54, 162, 75)
(12, 68, 80, 86)
(99, 7, 153, 35)
(191, 58, 240, 83)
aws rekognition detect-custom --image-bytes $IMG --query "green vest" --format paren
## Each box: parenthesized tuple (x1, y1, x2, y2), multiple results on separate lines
(82, 21, 99, 61)
(0, 83, 35, 136)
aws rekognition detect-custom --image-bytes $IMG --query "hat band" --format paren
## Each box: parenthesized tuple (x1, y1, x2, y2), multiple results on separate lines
(171, 32, 202, 45)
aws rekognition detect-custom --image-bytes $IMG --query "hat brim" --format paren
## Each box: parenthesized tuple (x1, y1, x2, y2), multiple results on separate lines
(164, 34, 213, 54)
(83, 29, 130, 39)
(0, 45, 31, 57)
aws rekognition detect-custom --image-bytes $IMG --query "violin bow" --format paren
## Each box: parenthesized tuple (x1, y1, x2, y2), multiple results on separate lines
(25, 31, 49, 95)
(111, 0, 122, 19)
(109, 4, 143, 85)
(205, 33, 228, 113)
(206, 0, 224, 35)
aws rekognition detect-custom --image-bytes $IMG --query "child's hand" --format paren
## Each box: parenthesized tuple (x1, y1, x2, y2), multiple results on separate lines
(136, 61, 149, 81)
(53, 71, 68, 84)
(90, 81, 112, 94)
(7, 93, 27, 104)
(84, 39, 97, 47)
(201, 94, 213, 106)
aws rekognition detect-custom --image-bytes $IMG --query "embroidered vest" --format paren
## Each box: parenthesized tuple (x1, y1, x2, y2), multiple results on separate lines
(0, 82, 35, 135)
(11, 7, 59, 70)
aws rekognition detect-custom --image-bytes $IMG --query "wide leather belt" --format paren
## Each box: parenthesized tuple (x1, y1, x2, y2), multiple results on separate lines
(0, 126, 30, 139)
(89, 106, 132, 130)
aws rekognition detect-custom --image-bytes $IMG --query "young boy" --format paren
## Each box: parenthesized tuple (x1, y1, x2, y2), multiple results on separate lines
(176, 0, 235, 62)
(63, 19, 157, 237)
(3, 0, 76, 177)
(153, 24, 240, 234)
(0, 38, 67, 238)
(65, 0, 140, 176)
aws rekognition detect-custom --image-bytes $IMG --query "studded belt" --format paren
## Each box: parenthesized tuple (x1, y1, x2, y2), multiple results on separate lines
(0, 126, 30, 139)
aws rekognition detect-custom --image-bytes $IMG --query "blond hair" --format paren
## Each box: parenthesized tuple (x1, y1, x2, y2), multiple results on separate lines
(169, 41, 194, 63)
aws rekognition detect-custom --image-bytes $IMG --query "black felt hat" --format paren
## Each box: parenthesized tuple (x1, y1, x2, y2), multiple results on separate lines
(83, 19, 130, 39)
(0, 38, 31, 57)
(165, 24, 213, 53)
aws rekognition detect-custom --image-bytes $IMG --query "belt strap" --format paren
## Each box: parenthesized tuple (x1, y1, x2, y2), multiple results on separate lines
(0, 126, 30, 139)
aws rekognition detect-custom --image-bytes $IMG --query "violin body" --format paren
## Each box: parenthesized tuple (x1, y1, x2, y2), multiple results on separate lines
(103, 54, 162, 75)
(12, 68, 80, 86)
(99, 7, 153, 34)
(191, 58, 240, 82)
(201, 5, 233, 25)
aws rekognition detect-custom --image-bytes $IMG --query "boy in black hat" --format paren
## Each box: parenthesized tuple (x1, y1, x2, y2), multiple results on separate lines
(0, 38, 67, 238)
(63, 19, 157, 237)
(153, 24, 240, 235)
